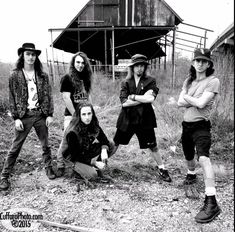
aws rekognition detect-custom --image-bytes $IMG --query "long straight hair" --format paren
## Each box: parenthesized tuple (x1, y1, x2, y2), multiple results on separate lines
(126, 63, 148, 80)
(185, 62, 215, 90)
(68, 51, 93, 94)
(65, 101, 99, 138)
(15, 52, 43, 75)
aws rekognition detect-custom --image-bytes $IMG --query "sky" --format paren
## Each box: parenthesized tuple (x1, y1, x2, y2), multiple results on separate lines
(0, 0, 233, 63)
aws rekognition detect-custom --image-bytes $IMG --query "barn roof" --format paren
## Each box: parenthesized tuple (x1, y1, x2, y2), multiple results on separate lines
(210, 22, 234, 51)
(51, 0, 183, 64)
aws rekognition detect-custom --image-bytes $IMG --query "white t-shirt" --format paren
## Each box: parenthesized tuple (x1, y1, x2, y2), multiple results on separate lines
(23, 69, 39, 109)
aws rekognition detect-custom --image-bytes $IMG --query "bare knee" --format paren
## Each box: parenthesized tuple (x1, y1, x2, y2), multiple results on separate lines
(199, 156, 211, 168)
(149, 145, 158, 152)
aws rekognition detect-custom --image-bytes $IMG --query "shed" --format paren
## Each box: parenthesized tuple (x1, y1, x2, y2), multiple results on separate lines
(51, 0, 183, 65)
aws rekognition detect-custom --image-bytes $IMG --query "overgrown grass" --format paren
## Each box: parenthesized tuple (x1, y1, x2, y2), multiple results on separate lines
(0, 56, 234, 166)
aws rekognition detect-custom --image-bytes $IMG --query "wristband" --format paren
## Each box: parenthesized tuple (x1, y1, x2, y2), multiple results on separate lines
(133, 94, 136, 101)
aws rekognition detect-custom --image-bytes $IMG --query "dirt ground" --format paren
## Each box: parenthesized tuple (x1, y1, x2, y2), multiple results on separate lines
(0, 112, 234, 232)
(0, 142, 234, 232)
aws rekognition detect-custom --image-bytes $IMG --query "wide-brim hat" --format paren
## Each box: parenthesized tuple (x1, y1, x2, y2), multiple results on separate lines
(128, 54, 149, 67)
(192, 48, 212, 63)
(17, 43, 41, 56)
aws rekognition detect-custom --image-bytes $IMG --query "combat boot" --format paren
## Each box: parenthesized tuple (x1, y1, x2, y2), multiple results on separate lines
(0, 178, 10, 190)
(195, 195, 221, 223)
(46, 167, 56, 180)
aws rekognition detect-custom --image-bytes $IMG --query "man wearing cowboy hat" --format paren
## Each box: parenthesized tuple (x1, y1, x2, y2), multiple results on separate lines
(0, 43, 56, 191)
(112, 54, 172, 182)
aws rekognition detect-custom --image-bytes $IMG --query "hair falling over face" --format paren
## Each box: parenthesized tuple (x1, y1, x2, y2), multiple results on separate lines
(68, 51, 93, 94)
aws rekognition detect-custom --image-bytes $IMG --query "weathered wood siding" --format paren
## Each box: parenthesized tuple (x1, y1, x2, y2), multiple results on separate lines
(77, 0, 177, 27)
(134, 0, 175, 26)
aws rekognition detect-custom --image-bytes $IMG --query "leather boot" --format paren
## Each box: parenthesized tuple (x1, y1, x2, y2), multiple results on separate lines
(45, 167, 56, 180)
(195, 195, 221, 223)
(0, 178, 10, 190)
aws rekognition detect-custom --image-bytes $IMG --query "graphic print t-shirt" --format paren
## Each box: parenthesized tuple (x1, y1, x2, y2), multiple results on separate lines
(60, 74, 88, 116)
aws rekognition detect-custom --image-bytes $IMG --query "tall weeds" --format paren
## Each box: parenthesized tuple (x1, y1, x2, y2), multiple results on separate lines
(0, 54, 233, 160)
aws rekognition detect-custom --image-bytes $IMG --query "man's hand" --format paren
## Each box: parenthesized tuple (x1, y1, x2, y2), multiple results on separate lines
(46, 116, 53, 127)
(15, 119, 24, 131)
(101, 149, 108, 164)
(95, 161, 106, 170)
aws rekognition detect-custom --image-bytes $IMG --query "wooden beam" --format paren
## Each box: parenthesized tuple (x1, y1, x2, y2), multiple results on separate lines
(39, 220, 110, 232)
(176, 30, 208, 39)
(113, 35, 162, 49)
(50, 30, 56, 83)
(171, 27, 176, 89)
(167, 35, 202, 45)
(181, 22, 214, 32)
(111, 26, 115, 82)
(48, 26, 175, 32)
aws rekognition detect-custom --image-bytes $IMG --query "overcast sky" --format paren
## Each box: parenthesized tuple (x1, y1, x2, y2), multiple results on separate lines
(0, 0, 233, 63)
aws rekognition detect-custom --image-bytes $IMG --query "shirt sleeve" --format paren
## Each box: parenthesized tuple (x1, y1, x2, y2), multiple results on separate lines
(97, 126, 110, 149)
(119, 80, 129, 104)
(204, 78, 220, 94)
(146, 78, 159, 98)
(60, 75, 73, 93)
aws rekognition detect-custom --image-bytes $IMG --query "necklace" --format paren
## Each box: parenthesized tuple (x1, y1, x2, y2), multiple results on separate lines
(23, 69, 35, 82)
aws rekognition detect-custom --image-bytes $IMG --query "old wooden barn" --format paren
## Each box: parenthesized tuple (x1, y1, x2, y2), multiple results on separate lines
(50, 0, 183, 69)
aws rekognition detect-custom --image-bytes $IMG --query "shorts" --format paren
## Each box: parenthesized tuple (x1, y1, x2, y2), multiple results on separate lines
(181, 120, 211, 161)
(113, 127, 157, 149)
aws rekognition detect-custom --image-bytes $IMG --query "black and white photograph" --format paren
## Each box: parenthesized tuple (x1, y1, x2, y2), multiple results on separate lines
(0, 0, 234, 231)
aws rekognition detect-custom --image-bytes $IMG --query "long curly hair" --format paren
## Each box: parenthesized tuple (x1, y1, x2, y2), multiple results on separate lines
(68, 51, 93, 94)
(65, 101, 99, 138)
(15, 52, 43, 75)
(185, 62, 215, 91)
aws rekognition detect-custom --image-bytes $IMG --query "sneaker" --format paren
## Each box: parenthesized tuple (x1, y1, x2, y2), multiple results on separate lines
(183, 174, 197, 185)
(45, 167, 56, 180)
(0, 178, 10, 190)
(56, 167, 65, 177)
(157, 168, 172, 182)
(195, 195, 221, 223)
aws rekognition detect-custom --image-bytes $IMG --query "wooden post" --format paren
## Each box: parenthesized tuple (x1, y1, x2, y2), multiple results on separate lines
(104, 30, 107, 74)
(164, 35, 167, 70)
(45, 49, 50, 76)
(77, 22, 80, 51)
(171, 27, 176, 89)
(204, 30, 207, 48)
(50, 30, 56, 84)
(111, 26, 115, 82)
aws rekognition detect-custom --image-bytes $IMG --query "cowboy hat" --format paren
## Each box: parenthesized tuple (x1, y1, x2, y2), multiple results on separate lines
(17, 43, 41, 56)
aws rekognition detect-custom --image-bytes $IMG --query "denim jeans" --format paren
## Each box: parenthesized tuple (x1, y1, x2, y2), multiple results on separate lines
(1, 110, 53, 178)
(56, 116, 73, 169)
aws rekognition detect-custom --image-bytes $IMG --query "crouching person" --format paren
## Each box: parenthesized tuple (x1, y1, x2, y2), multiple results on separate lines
(56, 101, 115, 186)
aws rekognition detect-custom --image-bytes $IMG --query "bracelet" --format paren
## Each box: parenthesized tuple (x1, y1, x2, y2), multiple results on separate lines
(133, 94, 136, 101)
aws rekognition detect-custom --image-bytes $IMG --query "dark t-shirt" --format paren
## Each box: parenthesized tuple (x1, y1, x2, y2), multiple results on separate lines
(60, 74, 89, 116)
